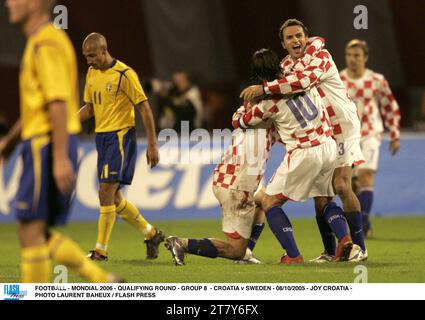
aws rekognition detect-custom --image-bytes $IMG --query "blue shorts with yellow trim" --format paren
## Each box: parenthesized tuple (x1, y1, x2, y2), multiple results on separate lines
(15, 135, 79, 226)
(95, 127, 136, 185)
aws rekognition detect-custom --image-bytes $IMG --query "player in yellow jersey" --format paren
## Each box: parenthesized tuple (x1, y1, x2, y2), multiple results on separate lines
(1, 0, 122, 282)
(78, 33, 164, 261)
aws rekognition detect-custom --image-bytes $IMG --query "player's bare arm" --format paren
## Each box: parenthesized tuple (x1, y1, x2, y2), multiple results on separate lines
(78, 103, 94, 123)
(0, 120, 21, 162)
(136, 100, 159, 168)
(49, 101, 76, 195)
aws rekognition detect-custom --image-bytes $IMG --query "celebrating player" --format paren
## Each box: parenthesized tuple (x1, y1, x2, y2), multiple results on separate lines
(238, 49, 356, 264)
(340, 39, 401, 237)
(240, 19, 367, 262)
(78, 33, 164, 261)
(163, 52, 282, 266)
(165, 48, 355, 266)
(1, 0, 121, 282)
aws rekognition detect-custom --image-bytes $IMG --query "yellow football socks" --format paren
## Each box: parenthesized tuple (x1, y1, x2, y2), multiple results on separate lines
(21, 245, 51, 283)
(96, 205, 116, 255)
(48, 232, 110, 283)
(116, 198, 155, 239)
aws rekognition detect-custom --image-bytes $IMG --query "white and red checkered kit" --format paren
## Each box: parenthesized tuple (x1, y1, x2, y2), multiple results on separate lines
(213, 103, 276, 193)
(238, 88, 332, 151)
(265, 38, 361, 142)
(340, 68, 401, 142)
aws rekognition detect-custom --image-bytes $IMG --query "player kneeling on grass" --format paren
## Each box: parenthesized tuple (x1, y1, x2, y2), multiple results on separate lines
(164, 55, 281, 266)
(236, 49, 359, 264)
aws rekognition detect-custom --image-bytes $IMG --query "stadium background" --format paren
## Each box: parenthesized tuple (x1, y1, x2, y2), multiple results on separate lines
(1, 0, 424, 223)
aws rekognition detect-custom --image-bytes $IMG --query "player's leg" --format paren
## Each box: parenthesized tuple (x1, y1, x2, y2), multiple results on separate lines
(115, 190, 165, 259)
(17, 220, 51, 283)
(48, 136, 122, 282)
(357, 136, 380, 237)
(314, 196, 353, 262)
(88, 182, 119, 260)
(310, 197, 336, 262)
(235, 185, 266, 264)
(333, 165, 366, 252)
(248, 185, 266, 253)
(165, 236, 249, 266)
(47, 230, 121, 283)
(15, 138, 52, 282)
(357, 169, 375, 236)
(262, 195, 303, 263)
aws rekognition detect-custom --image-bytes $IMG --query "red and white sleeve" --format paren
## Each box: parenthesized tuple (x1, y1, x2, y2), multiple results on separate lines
(378, 77, 401, 141)
(264, 50, 331, 95)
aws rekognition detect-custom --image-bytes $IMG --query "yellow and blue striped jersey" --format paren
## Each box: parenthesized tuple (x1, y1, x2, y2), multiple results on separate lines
(83, 59, 147, 133)
(19, 23, 81, 140)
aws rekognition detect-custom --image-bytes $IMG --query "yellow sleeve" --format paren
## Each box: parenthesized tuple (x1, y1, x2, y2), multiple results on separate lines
(83, 70, 92, 104)
(121, 68, 147, 105)
(34, 42, 70, 103)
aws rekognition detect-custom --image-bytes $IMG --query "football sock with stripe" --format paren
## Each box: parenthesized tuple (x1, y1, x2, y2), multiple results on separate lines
(323, 202, 349, 241)
(116, 199, 155, 239)
(96, 205, 116, 255)
(187, 238, 219, 258)
(345, 211, 366, 251)
(48, 232, 110, 283)
(357, 189, 374, 231)
(315, 214, 336, 255)
(21, 245, 51, 283)
(248, 223, 265, 252)
(266, 206, 300, 258)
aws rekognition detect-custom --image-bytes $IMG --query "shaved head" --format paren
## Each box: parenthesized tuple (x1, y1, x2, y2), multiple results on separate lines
(82, 32, 114, 70)
(83, 32, 108, 51)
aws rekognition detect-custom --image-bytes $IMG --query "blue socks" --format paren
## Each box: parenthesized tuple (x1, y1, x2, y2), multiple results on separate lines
(323, 202, 348, 241)
(315, 215, 336, 255)
(344, 212, 366, 251)
(357, 190, 373, 231)
(266, 207, 300, 258)
(248, 223, 265, 251)
(187, 238, 219, 258)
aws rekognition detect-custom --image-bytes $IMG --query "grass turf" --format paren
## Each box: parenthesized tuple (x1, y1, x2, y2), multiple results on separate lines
(1, 216, 425, 283)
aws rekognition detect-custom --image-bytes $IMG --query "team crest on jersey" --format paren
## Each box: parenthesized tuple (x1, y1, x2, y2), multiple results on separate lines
(105, 82, 113, 92)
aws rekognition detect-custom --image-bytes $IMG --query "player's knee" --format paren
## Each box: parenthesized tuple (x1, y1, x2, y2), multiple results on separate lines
(334, 175, 352, 196)
(261, 197, 276, 212)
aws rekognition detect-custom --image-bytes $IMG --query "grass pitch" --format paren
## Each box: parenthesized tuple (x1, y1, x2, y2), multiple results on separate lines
(1, 216, 425, 283)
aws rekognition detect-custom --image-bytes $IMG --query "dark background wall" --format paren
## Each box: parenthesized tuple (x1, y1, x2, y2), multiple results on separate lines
(0, 0, 424, 129)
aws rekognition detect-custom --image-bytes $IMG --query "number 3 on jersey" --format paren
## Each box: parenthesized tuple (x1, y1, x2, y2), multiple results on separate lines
(287, 94, 318, 128)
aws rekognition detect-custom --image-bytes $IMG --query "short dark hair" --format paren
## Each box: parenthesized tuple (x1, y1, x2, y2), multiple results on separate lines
(346, 39, 369, 56)
(279, 19, 309, 41)
(251, 48, 281, 82)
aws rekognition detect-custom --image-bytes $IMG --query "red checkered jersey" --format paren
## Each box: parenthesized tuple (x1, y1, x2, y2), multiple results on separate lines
(339, 68, 401, 141)
(265, 38, 361, 141)
(213, 104, 276, 193)
(237, 88, 332, 152)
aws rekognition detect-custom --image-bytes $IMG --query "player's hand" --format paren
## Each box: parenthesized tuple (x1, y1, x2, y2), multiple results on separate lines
(146, 144, 159, 168)
(240, 85, 264, 101)
(53, 156, 76, 195)
(390, 139, 400, 156)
